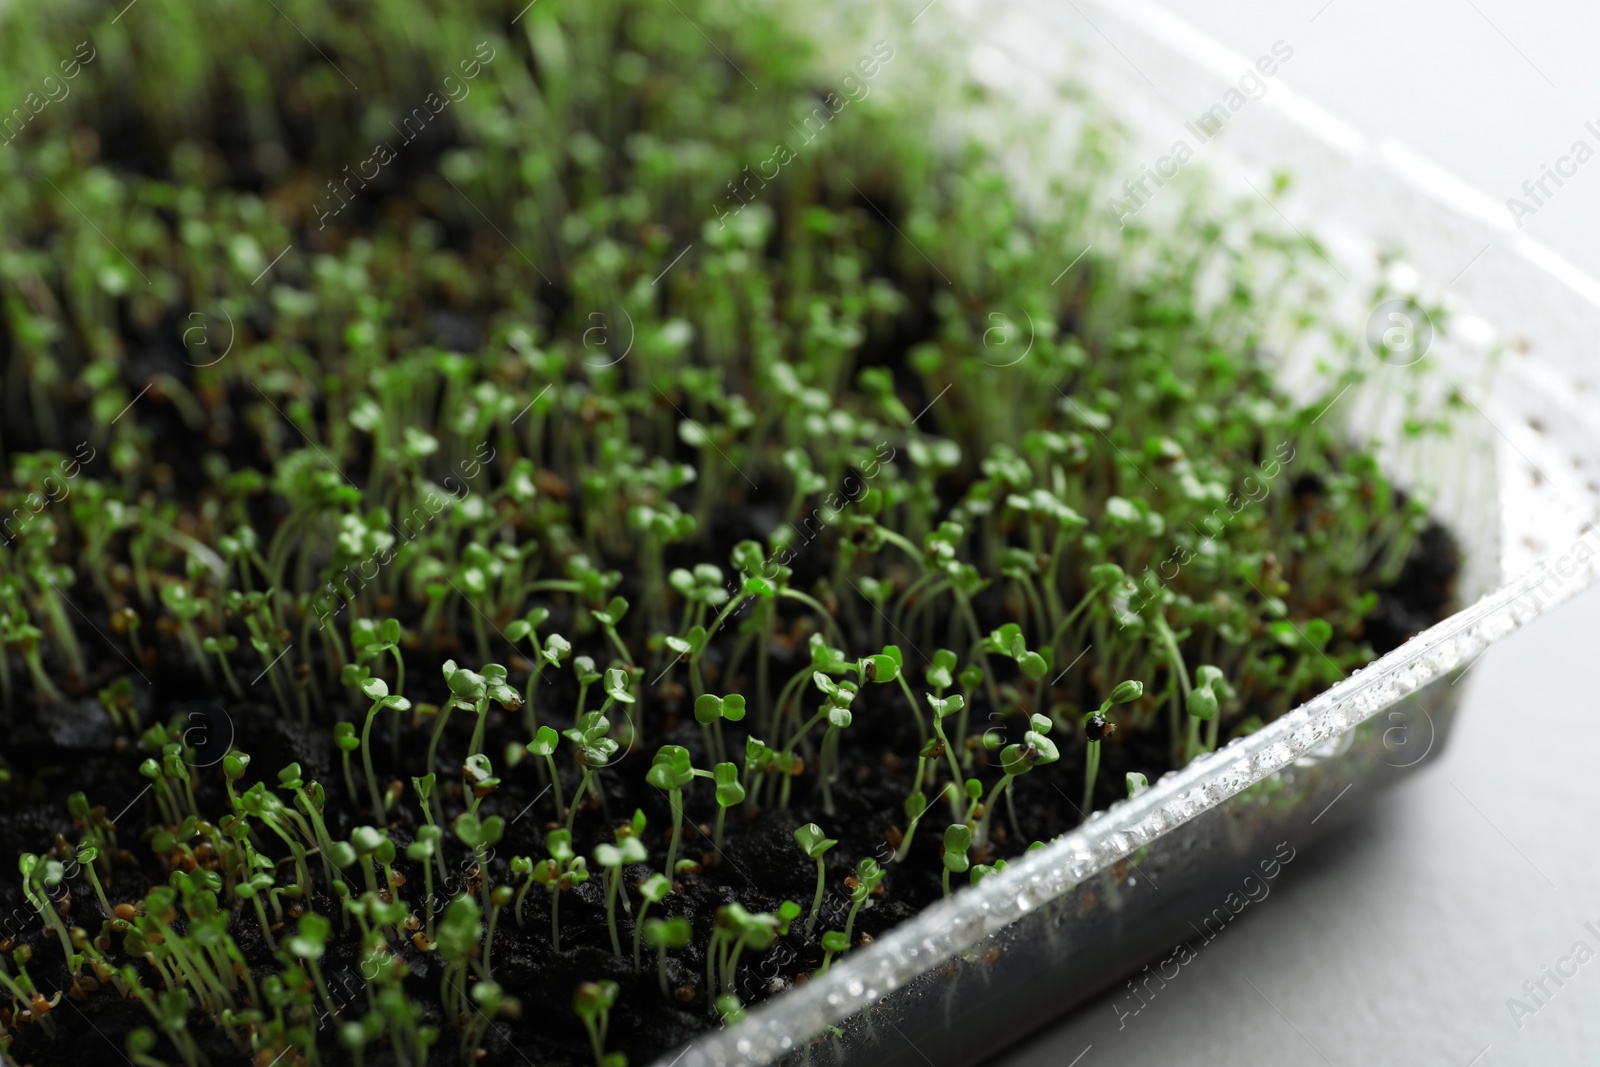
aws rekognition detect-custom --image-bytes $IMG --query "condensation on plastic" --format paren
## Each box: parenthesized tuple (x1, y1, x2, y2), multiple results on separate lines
(654, 3, 1600, 1066)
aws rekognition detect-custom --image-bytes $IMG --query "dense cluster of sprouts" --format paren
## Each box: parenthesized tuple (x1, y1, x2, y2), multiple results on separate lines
(0, 0, 1448, 1064)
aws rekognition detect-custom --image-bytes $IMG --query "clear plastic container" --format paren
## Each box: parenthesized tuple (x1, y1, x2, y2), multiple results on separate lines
(655, 3, 1600, 1065)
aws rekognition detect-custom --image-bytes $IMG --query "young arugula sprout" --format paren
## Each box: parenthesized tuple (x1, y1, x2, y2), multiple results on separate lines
(632, 873, 671, 968)
(707, 903, 779, 1005)
(503, 610, 567, 733)
(412, 773, 446, 881)
(594, 834, 648, 956)
(590, 595, 634, 667)
(357, 675, 411, 815)
(453, 809, 505, 912)
(970, 858, 1008, 886)
(354, 616, 407, 694)
(428, 660, 475, 780)
(526, 725, 567, 825)
(405, 824, 444, 945)
(563, 709, 619, 835)
(349, 825, 392, 903)
(645, 745, 697, 880)
(71, 843, 111, 923)
(1084, 680, 1144, 815)
(573, 980, 625, 1067)
(201, 634, 243, 697)
(793, 823, 837, 938)
(2, 620, 61, 705)
(600, 666, 637, 751)
(859, 644, 927, 747)
(843, 857, 885, 949)
(643, 916, 692, 997)
(474, 664, 523, 756)
(984, 622, 1053, 708)
(956, 663, 985, 769)
(571, 654, 601, 720)
(485, 883, 515, 974)
(160, 580, 214, 687)
(1183, 664, 1220, 762)
(799, 671, 859, 815)
(18, 854, 73, 960)
(352, 616, 407, 759)
(692, 692, 745, 766)
(532, 829, 589, 950)
(435, 895, 483, 1037)
(925, 692, 968, 808)
(1126, 771, 1150, 798)
(710, 762, 744, 851)
(895, 776, 961, 864)
(975, 713, 1059, 848)
(740, 734, 775, 815)
(510, 855, 536, 930)
(940, 824, 972, 898)
(817, 928, 850, 973)
(282, 911, 340, 1019)
(333, 722, 361, 804)
(463, 752, 502, 817)
(1186, 664, 1235, 758)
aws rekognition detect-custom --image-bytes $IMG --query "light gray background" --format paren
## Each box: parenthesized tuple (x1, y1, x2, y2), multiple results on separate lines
(998, 3, 1600, 1065)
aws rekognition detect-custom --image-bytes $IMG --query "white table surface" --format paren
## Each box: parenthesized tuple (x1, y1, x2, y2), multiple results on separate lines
(997, 3, 1600, 1065)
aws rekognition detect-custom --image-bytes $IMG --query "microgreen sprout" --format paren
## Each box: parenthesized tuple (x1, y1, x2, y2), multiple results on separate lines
(707, 903, 778, 1004)
(334, 722, 361, 804)
(793, 823, 837, 938)
(591, 595, 635, 667)
(412, 773, 446, 880)
(819, 930, 850, 973)
(970, 858, 1008, 886)
(632, 874, 671, 968)
(435, 895, 483, 1040)
(533, 829, 588, 950)
(892, 781, 929, 865)
(646, 745, 697, 879)
(453, 809, 505, 911)
(504, 609, 566, 731)
(1185, 665, 1234, 759)
(1083, 680, 1144, 815)
(201, 634, 243, 697)
(563, 710, 619, 835)
(486, 883, 515, 973)
(693, 692, 745, 766)
(975, 713, 1059, 847)
(19, 854, 72, 960)
(573, 980, 624, 1067)
(843, 857, 884, 948)
(527, 725, 566, 825)
(643, 917, 691, 996)
(926, 692, 968, 810)
(74, 843, 113, 921)
(510, 855, 535, 930)
(283, 911, 340, 1018)
(358, 675, 411, 814)
(941, 824, 972, 898)
(595, 834, 648, 956)
(710, 762, 744, 850)
(405, 825, 444, 944)
(799, 672, 858, 815)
